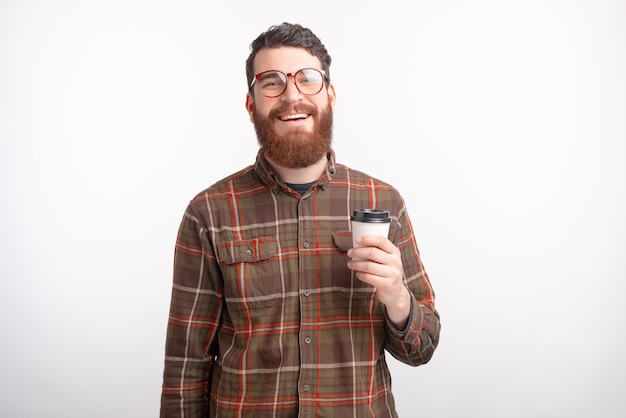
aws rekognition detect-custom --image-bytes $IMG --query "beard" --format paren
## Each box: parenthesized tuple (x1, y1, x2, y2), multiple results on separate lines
(252, 102, 333, 169)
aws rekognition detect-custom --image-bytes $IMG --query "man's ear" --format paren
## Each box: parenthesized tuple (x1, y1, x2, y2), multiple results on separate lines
(327, 83, 337, 111)
(245, 93, 255, 123)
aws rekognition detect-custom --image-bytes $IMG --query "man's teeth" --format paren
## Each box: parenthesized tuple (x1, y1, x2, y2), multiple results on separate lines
(280, 114, 308, 121)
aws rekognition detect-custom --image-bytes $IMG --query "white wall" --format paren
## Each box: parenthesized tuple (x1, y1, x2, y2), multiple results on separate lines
(1, 1, 624, 417)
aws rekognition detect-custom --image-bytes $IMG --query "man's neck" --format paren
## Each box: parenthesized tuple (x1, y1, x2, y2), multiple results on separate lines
(266, 154, 328, 184)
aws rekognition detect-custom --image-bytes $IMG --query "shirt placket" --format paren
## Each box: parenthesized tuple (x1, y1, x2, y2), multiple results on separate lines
(296, 191, 319, 418)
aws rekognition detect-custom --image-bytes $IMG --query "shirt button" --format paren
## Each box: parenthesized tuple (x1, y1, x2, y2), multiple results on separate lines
(303, 289, 311, 297)
(271, 185, 278, 193)
(246, 249, 252, 256)
(303, 241, 310, 248)
(304, 336, 312, 344)
(303, 384, 310, 392)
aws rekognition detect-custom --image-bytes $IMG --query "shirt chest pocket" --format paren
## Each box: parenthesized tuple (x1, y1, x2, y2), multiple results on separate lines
(216, 237, 280, 309)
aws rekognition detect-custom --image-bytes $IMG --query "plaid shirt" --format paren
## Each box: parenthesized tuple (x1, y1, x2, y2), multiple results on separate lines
(161, 150, 440, 417)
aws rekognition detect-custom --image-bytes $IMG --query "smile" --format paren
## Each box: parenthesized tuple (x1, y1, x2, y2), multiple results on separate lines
(279, 113, 309, 121)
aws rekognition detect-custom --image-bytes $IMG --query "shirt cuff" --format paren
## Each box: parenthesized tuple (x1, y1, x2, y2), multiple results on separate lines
(387, 298, 413, 336)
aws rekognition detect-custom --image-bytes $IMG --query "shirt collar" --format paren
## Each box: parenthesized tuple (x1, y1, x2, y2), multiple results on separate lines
(254, 148, 337, 192)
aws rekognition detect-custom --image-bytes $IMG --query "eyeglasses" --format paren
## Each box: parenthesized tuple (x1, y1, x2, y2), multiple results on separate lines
(250, 68, 327, 98)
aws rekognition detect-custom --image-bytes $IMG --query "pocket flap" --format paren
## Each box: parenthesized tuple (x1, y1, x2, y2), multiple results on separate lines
(216, 237, 278, 264)
(331, 231, 353, 252)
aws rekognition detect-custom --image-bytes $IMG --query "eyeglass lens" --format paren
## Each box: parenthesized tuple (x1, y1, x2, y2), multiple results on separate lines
(257, 69, 324, 97)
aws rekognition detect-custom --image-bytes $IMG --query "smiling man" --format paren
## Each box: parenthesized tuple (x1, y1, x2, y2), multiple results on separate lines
(160, 22, 440, 418)
(247, 46, 335, 174)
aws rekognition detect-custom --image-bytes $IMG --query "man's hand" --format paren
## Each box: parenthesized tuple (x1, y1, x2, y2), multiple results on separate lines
(347, 235, 411, 330)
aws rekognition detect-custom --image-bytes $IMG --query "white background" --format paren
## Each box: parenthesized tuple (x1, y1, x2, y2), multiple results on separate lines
(1, 1, 625, 417)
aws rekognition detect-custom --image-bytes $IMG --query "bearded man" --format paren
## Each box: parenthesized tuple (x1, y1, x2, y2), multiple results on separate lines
(160, 22, 440, 418)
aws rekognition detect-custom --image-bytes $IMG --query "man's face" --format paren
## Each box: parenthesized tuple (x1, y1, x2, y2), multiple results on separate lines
(246, 46, 336, 168)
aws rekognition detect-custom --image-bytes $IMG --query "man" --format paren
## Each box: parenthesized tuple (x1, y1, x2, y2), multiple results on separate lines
(161, 22, 440, 417)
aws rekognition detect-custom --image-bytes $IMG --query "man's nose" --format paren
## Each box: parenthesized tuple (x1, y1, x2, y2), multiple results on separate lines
(280, 75, 302, 101)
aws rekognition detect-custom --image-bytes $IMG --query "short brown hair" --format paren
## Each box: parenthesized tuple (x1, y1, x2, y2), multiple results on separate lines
(246, 22, 332, 93)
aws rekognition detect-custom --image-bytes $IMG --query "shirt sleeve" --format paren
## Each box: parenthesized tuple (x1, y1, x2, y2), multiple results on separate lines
(383, 206, 441, 366)
(160, 204, 223, 417)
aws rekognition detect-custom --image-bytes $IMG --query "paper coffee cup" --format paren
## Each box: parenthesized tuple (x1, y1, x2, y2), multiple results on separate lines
(350, 209, 391, 251)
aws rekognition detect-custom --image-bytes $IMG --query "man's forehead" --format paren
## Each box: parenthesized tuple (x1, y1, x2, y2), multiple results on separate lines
(253, 46, 321, 73)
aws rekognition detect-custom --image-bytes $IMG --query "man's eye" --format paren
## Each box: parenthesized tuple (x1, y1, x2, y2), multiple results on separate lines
(297, 72, 322, 85)
(260, 75, 285, 89)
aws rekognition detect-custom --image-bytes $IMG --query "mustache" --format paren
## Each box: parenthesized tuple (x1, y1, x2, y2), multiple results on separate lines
(269, 103, 318, 119)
